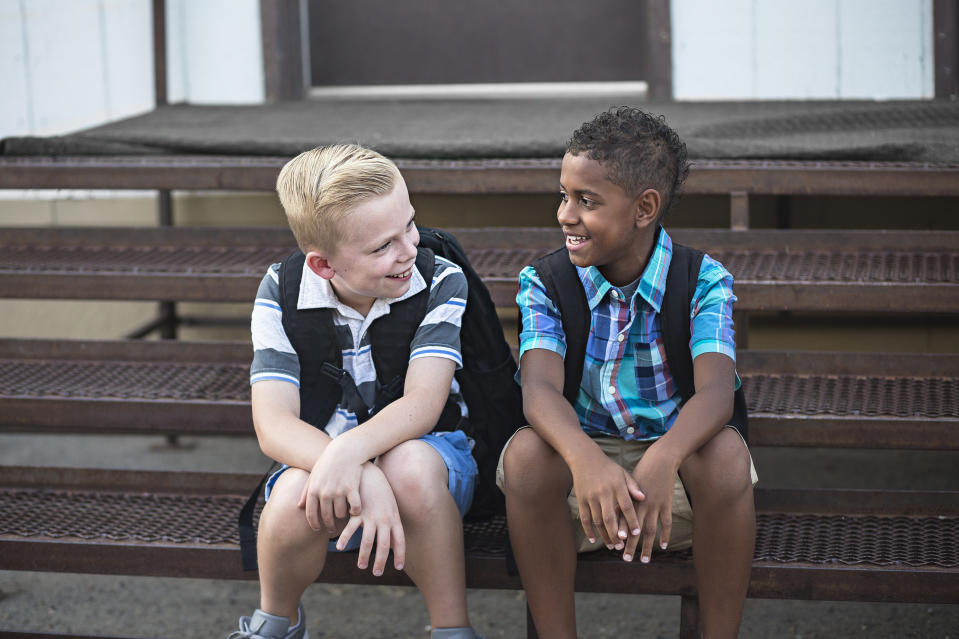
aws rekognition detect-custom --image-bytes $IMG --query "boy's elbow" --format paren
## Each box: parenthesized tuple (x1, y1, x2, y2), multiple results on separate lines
(711, 387, 735, 426)
(251, 417, 275, 458)
(720, 396, 734, 426)
(520, 380, 561, 425)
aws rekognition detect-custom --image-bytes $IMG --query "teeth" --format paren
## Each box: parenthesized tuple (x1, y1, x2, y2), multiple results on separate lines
(567, 235, 589, 245)
(388, 268, 412, 279)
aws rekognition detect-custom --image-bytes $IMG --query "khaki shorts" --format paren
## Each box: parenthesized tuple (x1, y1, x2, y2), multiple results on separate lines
(496, 426, 758, 554)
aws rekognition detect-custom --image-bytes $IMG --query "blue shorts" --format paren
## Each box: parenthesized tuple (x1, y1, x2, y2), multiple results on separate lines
(264, 429, 478, 552)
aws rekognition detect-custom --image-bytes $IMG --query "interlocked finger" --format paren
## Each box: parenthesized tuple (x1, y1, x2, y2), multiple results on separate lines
(623, 505, 643, 562)
(336, 516, 361, 551)
(640, 508, 659, 563)
(356, 519, 376, 571)
(372, 524, 391, 576)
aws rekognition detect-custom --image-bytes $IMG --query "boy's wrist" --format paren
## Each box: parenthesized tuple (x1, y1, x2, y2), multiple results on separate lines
(647, 436, 685, 472)
(565, 438, 610, 474)
(323, 433, 369, 467)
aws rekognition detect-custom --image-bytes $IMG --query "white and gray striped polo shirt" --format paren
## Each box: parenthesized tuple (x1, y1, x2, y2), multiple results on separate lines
(250, 256, 468, 438)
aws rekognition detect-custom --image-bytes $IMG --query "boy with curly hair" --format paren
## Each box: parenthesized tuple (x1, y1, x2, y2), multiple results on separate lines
(499, 107, 758, 638)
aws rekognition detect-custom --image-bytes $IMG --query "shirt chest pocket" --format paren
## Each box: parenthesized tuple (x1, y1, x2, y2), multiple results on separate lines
(632, 338, 673, 403)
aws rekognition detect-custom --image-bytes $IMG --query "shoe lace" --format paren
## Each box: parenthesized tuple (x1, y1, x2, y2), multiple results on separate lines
(227, 618, 264, 639)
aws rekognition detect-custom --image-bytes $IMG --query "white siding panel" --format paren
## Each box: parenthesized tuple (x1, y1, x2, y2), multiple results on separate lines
(673, 0, 934, 100)
(838, 0, 934, 99)
(165, 0, 187, 102)
(21, 0, 108, 134)
(755, 0, 839, 99)
(99, 0, 154, 118)
(0, 0, 31, 139)
(167, 0, 264, 104)
(672, 0, 755, 100)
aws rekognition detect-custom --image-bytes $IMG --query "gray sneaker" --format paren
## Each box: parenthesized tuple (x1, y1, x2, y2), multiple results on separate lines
(228, 604, 308, 639)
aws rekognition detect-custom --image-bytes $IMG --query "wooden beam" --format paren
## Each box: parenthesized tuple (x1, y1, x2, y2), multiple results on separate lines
(643, 0, 673, 99)
(260, 0, 306, 101)
(152, 0, 167, 106)
(935, 0, 959, 98)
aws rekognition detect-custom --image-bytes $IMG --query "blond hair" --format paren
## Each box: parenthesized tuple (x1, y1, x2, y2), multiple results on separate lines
(276, 144, 400, 253)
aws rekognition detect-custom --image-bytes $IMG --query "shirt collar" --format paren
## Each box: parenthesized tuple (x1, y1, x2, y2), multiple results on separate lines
(296, 260, 428, 316)
(576, 226, 672, 313)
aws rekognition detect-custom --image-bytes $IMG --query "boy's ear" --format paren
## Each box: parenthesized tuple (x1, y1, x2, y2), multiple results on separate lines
(634, 188, 661, 229)
(305, 250, 336, 280)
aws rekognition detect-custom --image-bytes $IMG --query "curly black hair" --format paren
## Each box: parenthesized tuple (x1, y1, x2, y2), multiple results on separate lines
(567, 106, 689, 221)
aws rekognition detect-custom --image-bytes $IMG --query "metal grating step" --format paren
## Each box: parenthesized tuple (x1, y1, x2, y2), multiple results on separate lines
(1, 340, 957, 449)
(741, 373, 959, 420)
(1, 477, 955, 569)
(1, 227, 957, 311)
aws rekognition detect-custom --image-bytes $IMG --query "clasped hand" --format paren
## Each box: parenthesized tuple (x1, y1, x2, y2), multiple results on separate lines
(573, 446, 678, 563)
(572, 451, 644, 554)
(622, 448, 677, 564)
(298, 438, 366, 534)
(298, 444, 406, 577)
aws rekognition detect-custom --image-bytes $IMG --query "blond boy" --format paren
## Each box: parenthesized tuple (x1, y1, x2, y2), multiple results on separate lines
(232, 145, 482, 639)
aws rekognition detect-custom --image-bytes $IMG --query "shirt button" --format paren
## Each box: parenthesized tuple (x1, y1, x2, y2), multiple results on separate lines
(626, 426, 635, 434)
(608, 385, 616, 395)
(617, 333, 625, 342)
(610, 290, 619, 299)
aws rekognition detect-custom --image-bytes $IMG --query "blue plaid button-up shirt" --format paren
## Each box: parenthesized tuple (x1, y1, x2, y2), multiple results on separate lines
(516, 227, 738, 441)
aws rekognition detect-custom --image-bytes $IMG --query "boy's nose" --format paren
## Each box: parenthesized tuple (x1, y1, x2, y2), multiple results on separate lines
(401, 231, 419, 262)
(557, 201, 577, 225)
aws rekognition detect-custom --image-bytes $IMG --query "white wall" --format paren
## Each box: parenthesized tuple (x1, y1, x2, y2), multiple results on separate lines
(1, 0, 154, 138)
(165, 0, 264, 105)
(672, 0, 935, 100)
(1, 0, 939, 142)
(0, 0, 264, 141)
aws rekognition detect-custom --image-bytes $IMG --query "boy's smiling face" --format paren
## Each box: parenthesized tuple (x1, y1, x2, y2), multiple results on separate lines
(558, 152, 660, 286)
(307, 176, 419, 315)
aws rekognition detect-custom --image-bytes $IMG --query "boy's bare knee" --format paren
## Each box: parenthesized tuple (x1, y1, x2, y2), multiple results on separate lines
(379, 441, 448, 516)
(259, 470, 323, 547)
(682, 429, 753, 507)
(502, 428, 570, 500)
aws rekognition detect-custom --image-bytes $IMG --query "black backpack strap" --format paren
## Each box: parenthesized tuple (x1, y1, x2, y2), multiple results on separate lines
(529, 247, 589, 404)
(368, 247, 434, 414)
(238, 461, 276, 571)
(278, 248, 435, 427)
(660, 242, 703, 406)
(662, 241, 749, 441)
(278, 250, 343, 429)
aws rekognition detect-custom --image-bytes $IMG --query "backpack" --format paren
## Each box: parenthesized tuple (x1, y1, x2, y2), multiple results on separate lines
(528, 238, 748, 440)
(278, 225, 523, 521)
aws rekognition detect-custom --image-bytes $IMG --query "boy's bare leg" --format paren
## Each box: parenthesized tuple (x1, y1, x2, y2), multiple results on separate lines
(256, 468, 330, 624)
(378, 441, 470, 630)
(501, 428, 578, 639)
(679, 428, 755, 639)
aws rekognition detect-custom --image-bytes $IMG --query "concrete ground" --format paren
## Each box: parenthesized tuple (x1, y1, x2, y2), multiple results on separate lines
(1, 433, 957, 639)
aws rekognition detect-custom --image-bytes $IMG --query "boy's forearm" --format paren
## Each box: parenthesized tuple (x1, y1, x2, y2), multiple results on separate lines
(524, 381, 605, 472)
(331, 390, 444, 462)
(254, 409, 334, 470)
(330, 355, 457, 463)
(251, 380, 333, 470)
